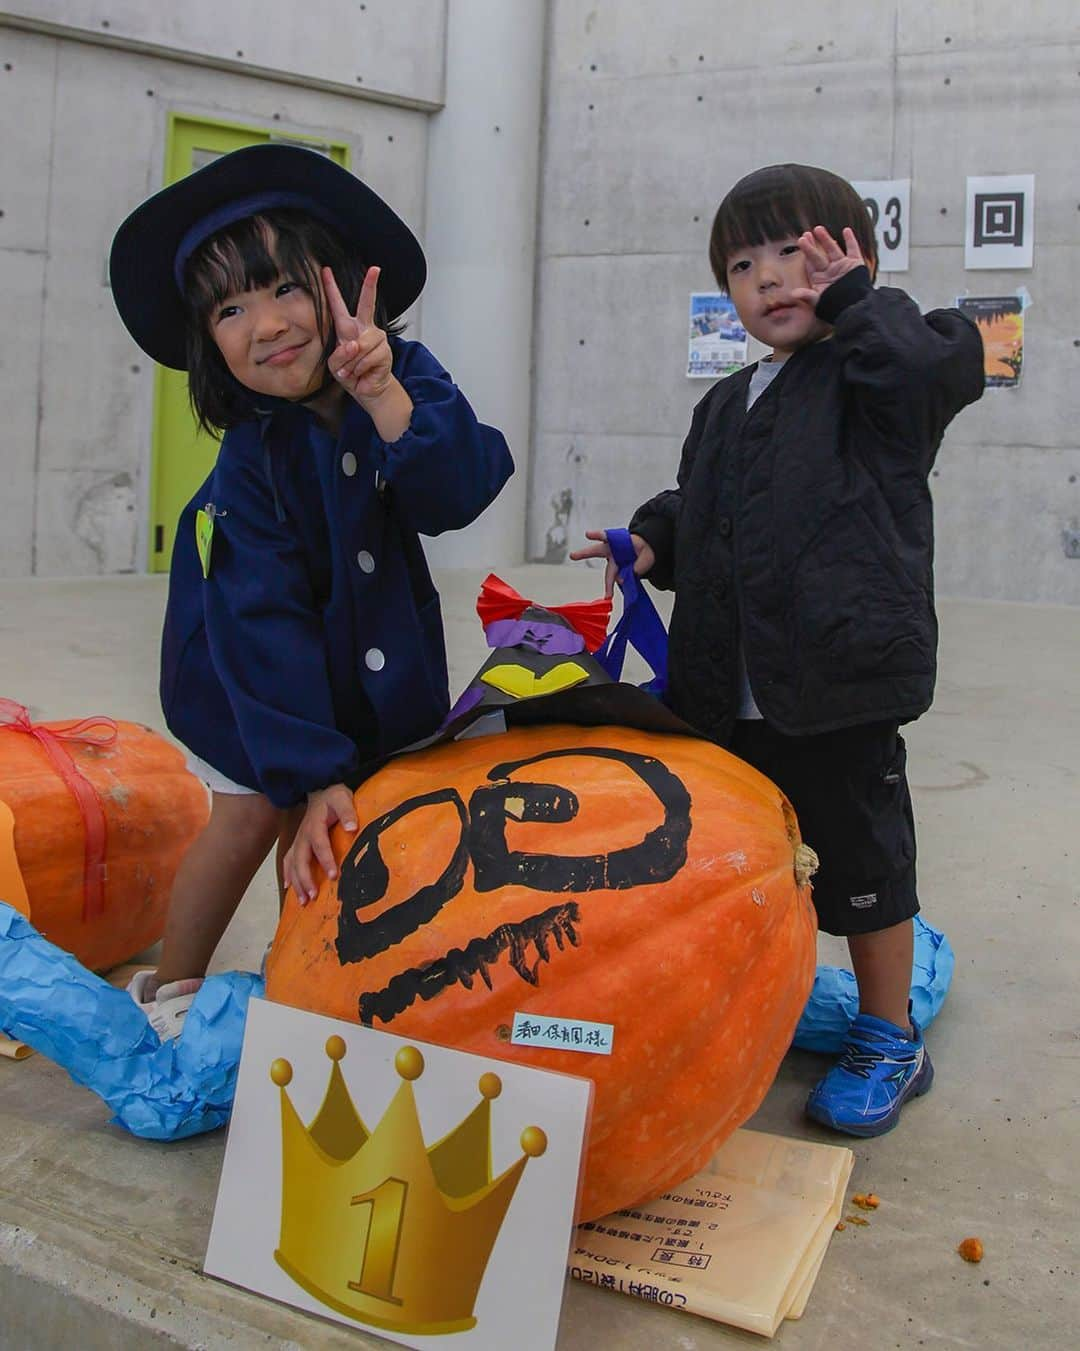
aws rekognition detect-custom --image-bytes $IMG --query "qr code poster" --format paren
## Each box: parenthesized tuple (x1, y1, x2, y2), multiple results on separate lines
(965, 175, 1034, 270)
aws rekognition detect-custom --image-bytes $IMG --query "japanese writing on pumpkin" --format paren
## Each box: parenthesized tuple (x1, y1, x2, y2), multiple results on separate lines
(511, 1012, 614, 1055)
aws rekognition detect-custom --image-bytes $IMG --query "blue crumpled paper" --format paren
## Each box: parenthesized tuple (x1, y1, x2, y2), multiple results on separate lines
(793, 915, 954, 1053)
(0, 900, 263, 1139)
(1, 898, 953, 1140)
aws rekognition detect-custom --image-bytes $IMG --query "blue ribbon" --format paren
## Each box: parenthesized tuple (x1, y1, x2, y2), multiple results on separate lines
(596, 528, 668, 695)
(172, 190, 343, 288)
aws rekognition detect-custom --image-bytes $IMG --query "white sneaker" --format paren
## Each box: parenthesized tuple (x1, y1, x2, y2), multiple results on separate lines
(127, 968, 158, 1013)
(127, 970, 204, 1041)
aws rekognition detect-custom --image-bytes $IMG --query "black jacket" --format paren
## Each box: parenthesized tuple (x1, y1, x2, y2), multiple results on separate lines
(630, 268, 984, 743)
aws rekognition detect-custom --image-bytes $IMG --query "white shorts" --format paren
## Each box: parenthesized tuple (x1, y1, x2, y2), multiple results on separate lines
(185, 753, 258, 796)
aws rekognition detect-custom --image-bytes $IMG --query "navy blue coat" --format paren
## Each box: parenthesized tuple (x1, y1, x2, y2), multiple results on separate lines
(161, 339, 513, 807)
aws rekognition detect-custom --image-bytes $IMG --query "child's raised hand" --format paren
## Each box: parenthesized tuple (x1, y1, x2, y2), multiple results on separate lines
(323, 264, 394, 405)
(569, 530, 656, 598)
(791, 226, 867, 307)
(282, 782, 358, 905)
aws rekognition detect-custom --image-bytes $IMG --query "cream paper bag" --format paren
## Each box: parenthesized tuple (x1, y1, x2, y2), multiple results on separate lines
(569, 1128, 854, 1337)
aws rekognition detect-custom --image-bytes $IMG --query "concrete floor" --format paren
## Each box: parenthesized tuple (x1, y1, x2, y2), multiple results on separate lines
(0, 565, 1077, 1350)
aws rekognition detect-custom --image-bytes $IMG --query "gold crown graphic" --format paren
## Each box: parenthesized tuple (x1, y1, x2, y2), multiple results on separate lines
(269, 1037, 547, 1334)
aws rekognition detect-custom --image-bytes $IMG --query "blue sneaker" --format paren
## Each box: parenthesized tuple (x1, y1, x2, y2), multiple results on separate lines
(806, 1011, 934, 1138)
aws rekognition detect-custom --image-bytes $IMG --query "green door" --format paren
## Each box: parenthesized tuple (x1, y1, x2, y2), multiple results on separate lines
(148, 115, 349, 571)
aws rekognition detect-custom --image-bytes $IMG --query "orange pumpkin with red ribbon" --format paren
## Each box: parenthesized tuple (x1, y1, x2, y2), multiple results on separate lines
(0, 701, 209, 972)
(266, 721, 818, 1221)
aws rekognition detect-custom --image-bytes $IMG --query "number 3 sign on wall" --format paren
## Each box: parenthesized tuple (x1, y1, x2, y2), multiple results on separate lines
(852, 179, 910, 273)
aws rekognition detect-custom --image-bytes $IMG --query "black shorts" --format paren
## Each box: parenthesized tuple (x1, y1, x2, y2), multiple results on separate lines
(728, 720, 920, 937)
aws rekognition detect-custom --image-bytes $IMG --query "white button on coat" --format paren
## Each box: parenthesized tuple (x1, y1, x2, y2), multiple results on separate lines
(365, 648, 386, 672)
(357, 550, 376, 573)
(341, 452, 358, 477)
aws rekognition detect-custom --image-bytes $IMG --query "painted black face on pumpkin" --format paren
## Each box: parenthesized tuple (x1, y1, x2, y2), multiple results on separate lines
(335, 744, 692, 1025)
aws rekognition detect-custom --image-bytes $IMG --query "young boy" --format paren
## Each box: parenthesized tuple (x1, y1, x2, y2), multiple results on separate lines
(573, 163, 984, 1136)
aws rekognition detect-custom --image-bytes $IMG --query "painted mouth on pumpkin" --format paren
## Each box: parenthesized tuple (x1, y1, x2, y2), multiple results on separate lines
(357, 901, 581, 1026)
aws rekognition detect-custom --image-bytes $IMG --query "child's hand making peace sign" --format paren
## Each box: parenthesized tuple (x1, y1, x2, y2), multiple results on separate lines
(323, 265, 394, 402)
(790, 226, 869, 307)
(323, 264, 413, 441)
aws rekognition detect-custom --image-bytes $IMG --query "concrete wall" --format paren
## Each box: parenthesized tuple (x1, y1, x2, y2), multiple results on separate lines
(0, 11, 438, 577)
(530, 0, 1080, 605)
(5, 1, 1079, 603)
(0, 0, 446, 106)
(420, 0, 546, 571)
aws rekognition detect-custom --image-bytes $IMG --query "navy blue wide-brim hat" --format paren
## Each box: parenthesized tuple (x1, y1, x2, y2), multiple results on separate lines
(109, 143, 427, 371)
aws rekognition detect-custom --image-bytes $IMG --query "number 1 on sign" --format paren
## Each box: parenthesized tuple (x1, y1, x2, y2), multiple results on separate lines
(349, 1177, 409, 1304)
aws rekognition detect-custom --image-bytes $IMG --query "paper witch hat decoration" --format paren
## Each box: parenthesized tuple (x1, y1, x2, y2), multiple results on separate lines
(414, 574, 694, 750)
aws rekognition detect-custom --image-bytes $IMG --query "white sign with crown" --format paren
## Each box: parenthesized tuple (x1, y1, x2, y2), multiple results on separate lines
(205, 997, 592, 1349)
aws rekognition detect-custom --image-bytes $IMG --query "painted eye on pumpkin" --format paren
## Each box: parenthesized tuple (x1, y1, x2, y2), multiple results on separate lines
(335, 746, 689, 973)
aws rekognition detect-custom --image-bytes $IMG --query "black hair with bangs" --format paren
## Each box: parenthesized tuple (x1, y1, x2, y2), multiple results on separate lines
(182, 207, 403, 433)
(709, 164, 877, 293)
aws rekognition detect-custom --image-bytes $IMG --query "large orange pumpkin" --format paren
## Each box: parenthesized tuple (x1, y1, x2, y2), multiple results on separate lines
(266, 724, 817, 1221)
(0, 718, 208, 971)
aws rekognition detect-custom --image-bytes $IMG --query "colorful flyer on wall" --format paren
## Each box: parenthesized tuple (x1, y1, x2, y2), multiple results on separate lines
(957, 295, 1024, 388)
(688, 293, 747, 378)
(205, 998, 592, 1350)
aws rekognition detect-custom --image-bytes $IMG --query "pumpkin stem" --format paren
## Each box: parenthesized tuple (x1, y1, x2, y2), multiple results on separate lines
(793, 843, 819, 889)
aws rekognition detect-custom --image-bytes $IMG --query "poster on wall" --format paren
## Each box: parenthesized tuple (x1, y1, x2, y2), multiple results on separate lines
(688, 294, 747, 379)
(956, 295, 1024, 388)
(851, 179, 910, 272)
(965, 175, 1034, 270)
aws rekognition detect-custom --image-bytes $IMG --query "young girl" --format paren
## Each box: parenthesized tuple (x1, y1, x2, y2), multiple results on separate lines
(109, 144, 513, 1038)
(573, 163, 984, 1137)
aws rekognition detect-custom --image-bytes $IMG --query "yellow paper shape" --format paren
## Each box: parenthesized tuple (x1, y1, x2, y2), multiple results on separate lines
(480, 662, 589, 700)
(0, 797, 30, 917)
(195, 507, 215, 579)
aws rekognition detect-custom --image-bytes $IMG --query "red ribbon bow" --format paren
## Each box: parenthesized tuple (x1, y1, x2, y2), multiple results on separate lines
(476, 575, 612, 653)
(0, 698, 118, 921)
